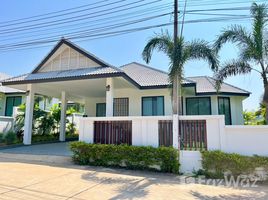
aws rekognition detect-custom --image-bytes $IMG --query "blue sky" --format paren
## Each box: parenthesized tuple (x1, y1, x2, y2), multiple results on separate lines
(0, 0, 266, 110)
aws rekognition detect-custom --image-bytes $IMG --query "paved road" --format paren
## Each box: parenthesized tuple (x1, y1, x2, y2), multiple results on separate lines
(0, 143, 267, 199)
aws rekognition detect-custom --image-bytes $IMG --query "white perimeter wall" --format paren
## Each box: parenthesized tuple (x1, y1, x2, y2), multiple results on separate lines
(79, 116, 172, 147)
(78, 115, 268, 173)
(0, 116, 14, 133)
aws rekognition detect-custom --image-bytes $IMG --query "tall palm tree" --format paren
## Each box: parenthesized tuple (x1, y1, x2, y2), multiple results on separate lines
(214, 3, 268, 122)
(142, 32, 218, 114)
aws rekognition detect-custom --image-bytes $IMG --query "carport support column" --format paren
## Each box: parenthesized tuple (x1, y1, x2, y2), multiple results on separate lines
(24, 84, 35, 145)
(106, 78, 114, 117)
(60, 91, 67, 142)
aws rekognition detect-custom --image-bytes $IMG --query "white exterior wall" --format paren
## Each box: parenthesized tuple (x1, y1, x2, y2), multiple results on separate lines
(113, 88, 173, 116)
(224, 126, 268, 156)
(0, 116, 14, 133)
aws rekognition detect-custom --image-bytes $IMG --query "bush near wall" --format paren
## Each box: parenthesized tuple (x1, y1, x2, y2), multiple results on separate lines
(70, 142, 180, 173)
(201, 150, 268, 179)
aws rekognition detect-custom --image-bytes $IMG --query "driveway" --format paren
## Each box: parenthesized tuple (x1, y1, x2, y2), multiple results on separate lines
(0, 143, 267, 200)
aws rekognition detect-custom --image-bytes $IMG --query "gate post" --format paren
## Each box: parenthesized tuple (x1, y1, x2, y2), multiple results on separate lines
(172, 114, 179, 149)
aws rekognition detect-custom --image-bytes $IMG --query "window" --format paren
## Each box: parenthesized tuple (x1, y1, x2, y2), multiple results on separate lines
(186, 97, 211, 115)
(218, 97, 232, 125)
(113, 98, 129, 116)
(96, 103, 106, 117)
(5, 96, 22, 116)
(142, 96, 164, 116)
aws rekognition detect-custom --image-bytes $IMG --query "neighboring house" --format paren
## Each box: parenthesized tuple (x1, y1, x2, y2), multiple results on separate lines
(2, 39, 249, 125)
(0, 73, 26, 117)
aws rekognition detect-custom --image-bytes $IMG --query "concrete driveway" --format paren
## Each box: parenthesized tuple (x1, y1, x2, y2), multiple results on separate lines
(0, 143, 267, 200)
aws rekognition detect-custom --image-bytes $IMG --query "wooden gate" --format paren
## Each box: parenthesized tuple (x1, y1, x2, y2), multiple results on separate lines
(94, 121, 132, 145)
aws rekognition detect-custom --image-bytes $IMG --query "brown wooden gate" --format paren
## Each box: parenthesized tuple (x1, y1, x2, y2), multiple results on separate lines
(158, 119, 207, 150)
(94, 121, 132, 145)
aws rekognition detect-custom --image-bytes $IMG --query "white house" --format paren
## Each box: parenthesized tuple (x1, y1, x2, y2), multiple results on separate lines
(2, 39, 250, 145)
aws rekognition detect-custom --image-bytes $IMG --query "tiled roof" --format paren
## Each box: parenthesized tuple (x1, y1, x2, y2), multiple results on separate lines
(188, 76, 250, 95)
(121, 62, 195, 87)
(121, 62, 249, 96)
(0, 73, 25, 94)
(2, 67, 122, 84)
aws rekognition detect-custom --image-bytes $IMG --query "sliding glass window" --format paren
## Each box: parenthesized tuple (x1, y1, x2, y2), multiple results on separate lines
(186, 97, 211, 115)
(142, 96, 164, 116)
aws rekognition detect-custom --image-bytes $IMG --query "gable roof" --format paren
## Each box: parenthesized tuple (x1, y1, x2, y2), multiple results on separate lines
(121, 62, 195, 88)
(188, 76, 250, 96)
(32, 39, 115, 73)
(121, 62, 250, 96)
(0, 39, 250, 96)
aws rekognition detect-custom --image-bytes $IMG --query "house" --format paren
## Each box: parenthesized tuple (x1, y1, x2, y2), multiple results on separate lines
(1, 39, 250, 144)
(0, 73, 26, 117)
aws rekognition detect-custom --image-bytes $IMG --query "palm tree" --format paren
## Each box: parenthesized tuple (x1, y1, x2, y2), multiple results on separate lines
(214, 3, 268, 123)
(142, 32, 218, 114)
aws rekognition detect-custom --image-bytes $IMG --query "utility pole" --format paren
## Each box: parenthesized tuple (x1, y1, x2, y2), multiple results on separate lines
(173, 0, 179, 115)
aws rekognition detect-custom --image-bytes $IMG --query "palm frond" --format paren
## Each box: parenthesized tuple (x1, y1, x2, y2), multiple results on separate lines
(214, 59, 252, 83)
(214, 25, 254, 53)
(184, 39, 219, 72)
(142, 33, 173, 63)
(251, 3, 268, 60)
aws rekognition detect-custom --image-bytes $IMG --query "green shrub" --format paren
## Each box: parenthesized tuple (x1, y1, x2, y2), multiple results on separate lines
(0, 133, 4, 143)
(201, 150, 268, 178)
(70, 142, 179, 173)
(32, 134, 58, 143)
(4, 131, 17, 145)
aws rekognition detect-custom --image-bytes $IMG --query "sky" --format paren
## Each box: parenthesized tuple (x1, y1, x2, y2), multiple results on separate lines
(0, 0, 266, 111)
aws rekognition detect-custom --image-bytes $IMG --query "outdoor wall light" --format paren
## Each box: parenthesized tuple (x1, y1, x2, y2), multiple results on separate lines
(106, 85, 110, 91)
(25, 90, 30, 96)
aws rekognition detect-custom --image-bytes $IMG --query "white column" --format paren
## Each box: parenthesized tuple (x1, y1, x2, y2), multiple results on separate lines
(60, 91, 67, 142)
(106, 78, 114, 117)
(23, 84, 35, 145)
(173, 114, 179, 149)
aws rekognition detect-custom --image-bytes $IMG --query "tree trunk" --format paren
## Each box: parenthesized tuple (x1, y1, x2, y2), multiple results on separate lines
(172, 75, 178, 115)
(262, 73, 268, 124)
(172, 74, 182, 115)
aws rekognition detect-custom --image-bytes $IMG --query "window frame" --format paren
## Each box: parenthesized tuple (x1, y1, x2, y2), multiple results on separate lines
(113, 97, 129, 116)
(5, 96, 22, 116)
(96, 103, 106, 117)
(141, 96, 165, 116)
(186, 97, 211, 115)
(218, 96, 232, 125)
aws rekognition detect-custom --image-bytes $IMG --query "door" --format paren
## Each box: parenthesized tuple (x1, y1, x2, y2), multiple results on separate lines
(218, 97, 232, 125)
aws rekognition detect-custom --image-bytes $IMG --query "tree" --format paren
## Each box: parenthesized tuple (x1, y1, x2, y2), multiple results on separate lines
(214, 3, 268, 123)
(142, 32, 218, 114)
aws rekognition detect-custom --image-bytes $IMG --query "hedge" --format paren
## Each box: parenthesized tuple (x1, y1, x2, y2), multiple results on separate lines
(201, 150, 268, 178)
(70, 142, 179, 173)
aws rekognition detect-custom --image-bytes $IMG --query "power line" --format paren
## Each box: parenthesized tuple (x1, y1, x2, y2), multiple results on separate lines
(0, 0, 111, 25)
(0, 0, 162, 34)
(0, 12, 173, 48)
(0, 3, 172, 42)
